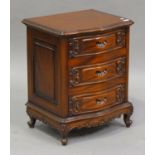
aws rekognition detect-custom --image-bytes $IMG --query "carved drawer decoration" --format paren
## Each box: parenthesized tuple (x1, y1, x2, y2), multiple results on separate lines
(68, 30, 126, 58)
(69, 57, 126, 87)
(69, 84, 126, 116)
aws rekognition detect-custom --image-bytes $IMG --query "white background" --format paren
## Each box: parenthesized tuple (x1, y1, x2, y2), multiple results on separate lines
(0, 0, 150, 154)
(10, 1, 144, 155)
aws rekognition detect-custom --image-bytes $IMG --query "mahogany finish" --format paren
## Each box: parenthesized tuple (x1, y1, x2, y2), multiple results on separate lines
(22, 9, 134, 145)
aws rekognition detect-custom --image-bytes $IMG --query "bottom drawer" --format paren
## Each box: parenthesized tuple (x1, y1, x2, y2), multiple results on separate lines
(69, 84, 126, 115)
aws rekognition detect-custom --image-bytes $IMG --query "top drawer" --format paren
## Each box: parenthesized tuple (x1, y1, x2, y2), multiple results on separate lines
(68, 29, 126, 58)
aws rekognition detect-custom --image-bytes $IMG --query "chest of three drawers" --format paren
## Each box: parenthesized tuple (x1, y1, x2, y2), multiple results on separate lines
(23, 9, 134, 145)
(68, 29, 128, 116)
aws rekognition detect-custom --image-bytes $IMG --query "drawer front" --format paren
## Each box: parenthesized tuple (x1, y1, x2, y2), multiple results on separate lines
(69, 30, 125, 58)
(69, 57, 126, 87)
(69, 84, 126, 115)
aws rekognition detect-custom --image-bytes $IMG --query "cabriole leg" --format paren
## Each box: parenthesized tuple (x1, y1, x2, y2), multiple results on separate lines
(27, 117, 36, 128)
(123, 113, 132, 128)
(59, 124, 70, 145)
(61, 134, 68, 145)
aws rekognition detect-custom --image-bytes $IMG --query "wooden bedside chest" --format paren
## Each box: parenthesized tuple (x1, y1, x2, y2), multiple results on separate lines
(22, 9, 134, 145)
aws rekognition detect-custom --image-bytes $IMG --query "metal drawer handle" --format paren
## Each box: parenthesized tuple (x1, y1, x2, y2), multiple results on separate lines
(96, 70, 108, 77)
(96, 98, 107, 105)
(96, 41, 107, 48)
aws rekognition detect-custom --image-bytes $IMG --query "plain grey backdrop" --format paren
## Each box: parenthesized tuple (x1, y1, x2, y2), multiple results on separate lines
(11, 0, 145, 155)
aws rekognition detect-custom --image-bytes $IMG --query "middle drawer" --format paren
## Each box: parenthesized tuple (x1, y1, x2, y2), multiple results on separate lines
(69, 57, 126, 87)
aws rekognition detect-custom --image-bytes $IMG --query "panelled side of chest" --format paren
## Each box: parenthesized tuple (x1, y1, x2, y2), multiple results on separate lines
(26, 27, 69, 117)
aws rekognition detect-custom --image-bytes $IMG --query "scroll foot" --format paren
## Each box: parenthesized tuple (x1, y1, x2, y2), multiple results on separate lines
(27, 117, 36, 128)
(61, 136, 68, 145)
(124, 113, 132, 128)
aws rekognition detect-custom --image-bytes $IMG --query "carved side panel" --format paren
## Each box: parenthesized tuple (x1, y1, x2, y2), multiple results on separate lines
(116, 57, 126, 74)
(69, 97, 80, 115)
(116, 84, 125, 103)
(69, 68, 80, 87)
(68, 39, 80, 58)
(116, 31, 126, 47)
